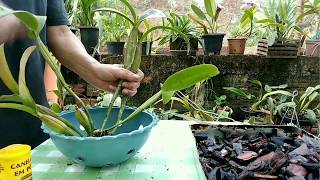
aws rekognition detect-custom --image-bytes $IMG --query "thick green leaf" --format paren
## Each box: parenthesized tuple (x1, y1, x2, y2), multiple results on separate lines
(162, 64, 219, 104)
(248, 80, 262, 87)
(261, 90, 293, 100)
(39, 113, 80, 136)
(131, 43, 142, 72)
(268, 31, 277, 46)
(223, 87, 253, 100)
(275, 102, 296, 114)
(256, 19, 276, 24)
(50, 103, 62, 113)
(0, 103, 36, 116)
(0, 95, 23, 103)
(124, 28, 139, 69)
(188, 14, 209, 34)
(265, 85, 272, 93)
(300, 85, 320, 102)
(204, 0, 216, 18)
(36, 105, 83, 136)
(305, 109, 317, 124)
(0, 44, 19, 94)
(75, 108, 93, 135)
(119, 0, 137, 22)
(18, 46, 37, 108)
(191, 4, 207, 20)
(162, 91, 175, 105)
(301, 92, 319, 111)
(138, 9, 166, 24)
(140, 26, 190, 53)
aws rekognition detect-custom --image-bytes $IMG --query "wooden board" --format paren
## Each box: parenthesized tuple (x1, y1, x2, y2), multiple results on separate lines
(257, 39, 299, 58)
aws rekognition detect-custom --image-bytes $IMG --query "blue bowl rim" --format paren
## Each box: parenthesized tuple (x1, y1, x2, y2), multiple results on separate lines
(41, 106, 160, 141)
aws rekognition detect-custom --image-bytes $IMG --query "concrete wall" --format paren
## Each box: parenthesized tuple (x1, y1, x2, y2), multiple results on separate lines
(101, 55, 320, 108)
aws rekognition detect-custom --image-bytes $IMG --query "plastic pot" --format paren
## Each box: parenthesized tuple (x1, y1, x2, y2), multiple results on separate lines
(70, 27, 79, 34)
(170, 37, 198, 55)
(42, 107, 159, 167)
(228, 38, 247, 55)
(305, 40, 320, 57)
(202, 33, 225, 55)
(104, 42, 125, 56)
(79, 27, 99, 55)
(142, 41, 153, 55)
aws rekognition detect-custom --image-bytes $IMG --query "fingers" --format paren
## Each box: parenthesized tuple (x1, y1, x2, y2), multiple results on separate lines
(103, 83, 140, 97)
(116, 68, 144, 82)
(123, 81, 141, 91)
(122, 89, 137, 97)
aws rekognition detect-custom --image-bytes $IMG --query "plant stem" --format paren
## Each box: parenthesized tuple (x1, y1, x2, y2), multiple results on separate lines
(100, 80, 124, 130)
(37, 39, 94, 135)
(107, 91, 162, 133)
(116, 96, 128, 124)
(0, 103, 37, 117)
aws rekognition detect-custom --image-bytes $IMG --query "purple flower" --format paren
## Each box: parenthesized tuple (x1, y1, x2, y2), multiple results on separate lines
(240, 1, 257, 10)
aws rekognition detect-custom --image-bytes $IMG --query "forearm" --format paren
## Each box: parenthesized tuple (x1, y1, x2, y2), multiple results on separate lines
(0, 2, 27, 44)
(47, 26, 99, 83)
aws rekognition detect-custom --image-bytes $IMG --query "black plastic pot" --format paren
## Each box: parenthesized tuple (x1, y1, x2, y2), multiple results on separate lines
(170, 37, 198, 55)
(104, 42, 125, 56)
(239, 106, 263, 121)
(142, 41, 153, 55)
(70, 27, 79, 34)
(79, 27, 99, 55)
(202, 33, 225, 55)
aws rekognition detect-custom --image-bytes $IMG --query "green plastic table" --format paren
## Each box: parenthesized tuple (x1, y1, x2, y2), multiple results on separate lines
(31, 120, 206, 180)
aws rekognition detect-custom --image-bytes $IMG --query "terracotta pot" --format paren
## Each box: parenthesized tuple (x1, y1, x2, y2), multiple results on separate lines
(228, 38, 247, 54)
(305, 40, 320, 57)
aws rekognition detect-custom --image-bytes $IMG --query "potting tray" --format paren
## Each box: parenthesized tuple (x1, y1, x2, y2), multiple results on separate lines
(31, 120, 206, 180)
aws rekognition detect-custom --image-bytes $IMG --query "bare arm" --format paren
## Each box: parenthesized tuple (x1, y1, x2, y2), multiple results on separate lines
(47, 26, 144, 96)
(0, 15, 26, 44)
(0, 2, 27, 44)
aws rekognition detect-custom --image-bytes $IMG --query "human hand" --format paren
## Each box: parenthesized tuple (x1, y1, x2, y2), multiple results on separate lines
(88, 63, 144, 97)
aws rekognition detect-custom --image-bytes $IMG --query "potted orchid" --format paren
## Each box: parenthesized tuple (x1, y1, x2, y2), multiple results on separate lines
(228, 1, 257, 55)
(300, 0, 320, 57)
(189, 0, 225, 55)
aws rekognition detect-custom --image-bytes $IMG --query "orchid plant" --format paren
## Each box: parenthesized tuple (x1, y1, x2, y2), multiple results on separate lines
(229, 2, 257, 39)
(0, 4, 219, 137)
(189, 0, 224, 34)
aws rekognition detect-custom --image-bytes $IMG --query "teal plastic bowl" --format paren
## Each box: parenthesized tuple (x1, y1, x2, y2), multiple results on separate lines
(42, 107, 159, 167)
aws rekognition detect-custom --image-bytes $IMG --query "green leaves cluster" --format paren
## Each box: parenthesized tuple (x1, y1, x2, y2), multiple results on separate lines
(0, 44, 82, 136)
(224, 80, 320, 125)
(256, 0, 304, 45)
(95, 0, 192, 133)
(0, 7, 93, 136)
(189, 0, 222, 34)
(158, 12, 198, 50)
